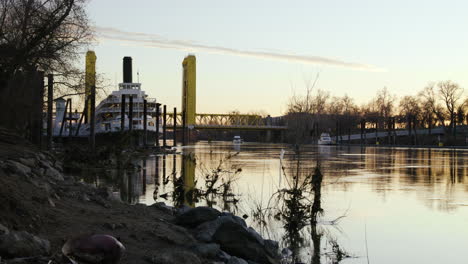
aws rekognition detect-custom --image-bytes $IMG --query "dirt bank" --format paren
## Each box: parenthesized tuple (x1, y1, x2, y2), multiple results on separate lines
(0, 128, 279, 264)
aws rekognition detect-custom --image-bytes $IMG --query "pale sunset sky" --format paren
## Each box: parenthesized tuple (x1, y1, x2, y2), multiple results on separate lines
(86, 0, 468, 116)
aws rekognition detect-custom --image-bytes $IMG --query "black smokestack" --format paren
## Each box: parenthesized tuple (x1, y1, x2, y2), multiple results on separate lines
(123, 56, 132, 83)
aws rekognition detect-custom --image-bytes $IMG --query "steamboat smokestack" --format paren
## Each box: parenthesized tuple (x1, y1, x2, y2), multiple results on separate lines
(123, 56, 132, 83)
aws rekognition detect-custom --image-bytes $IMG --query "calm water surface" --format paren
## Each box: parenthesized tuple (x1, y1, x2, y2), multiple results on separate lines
(81, 142, 468, 264)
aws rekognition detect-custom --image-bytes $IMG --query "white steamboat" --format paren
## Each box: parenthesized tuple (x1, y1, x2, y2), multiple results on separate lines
(95, 82, 158, 133)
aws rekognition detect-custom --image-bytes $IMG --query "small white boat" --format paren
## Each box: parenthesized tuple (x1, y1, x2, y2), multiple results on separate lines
(233, 136, 243, 144)
(318, 133, 334, 145)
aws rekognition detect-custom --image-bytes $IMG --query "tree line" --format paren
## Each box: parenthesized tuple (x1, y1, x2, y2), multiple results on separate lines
(285, 81, 467, 145)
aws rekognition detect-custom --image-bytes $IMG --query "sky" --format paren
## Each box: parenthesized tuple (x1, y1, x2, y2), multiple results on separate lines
(86, 0, 468, 116)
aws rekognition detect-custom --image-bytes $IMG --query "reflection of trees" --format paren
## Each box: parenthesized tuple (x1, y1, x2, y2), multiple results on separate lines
(251, 150, 349, 264)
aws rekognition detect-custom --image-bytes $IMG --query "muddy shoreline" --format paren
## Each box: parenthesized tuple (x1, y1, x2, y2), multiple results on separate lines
(0, 128, 280, 264)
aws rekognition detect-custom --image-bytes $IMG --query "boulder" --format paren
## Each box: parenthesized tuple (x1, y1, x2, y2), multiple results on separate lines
(213, 221, 278, 264)
(247, 227, 264, 245)
(5, 160, 31, 177)
(191, 243, 220, 258)
(220, 212, 247, 227)
(264, 240, 279, 259)
(44, 166, 64, 181)
(0, 231, 50, 258)
(195, 214, 247, 243)
(150, 202, 174, 215)
(18, 158, 36, 168)
(217, 250, 232, 262)
(176, 206, 221, 227)
(0, 223, 9, 235)
(228, 256, 249, 264)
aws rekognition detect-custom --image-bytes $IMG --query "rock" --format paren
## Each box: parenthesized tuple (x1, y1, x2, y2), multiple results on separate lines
(195, 214, 247, 243)
(264, 240, 279, 259)
(3, 256, 50, 263)
(247, 227, 264, 245)
(150, 202, 174, 215)
(191, 243, 220, 258)
(175, 205, 193, 216)
(47, 198, 55, 207)
(146, 249, 201, 264)
(0, 231, 50, 258)
(62, 234, 125, 264)
(220, 212, 247, 228)
(228, 256, 249, 264)
(213, 221, 278, 264)
(44, 166, 64, 181)
(280, 248, 293, 264)
(0, 223, 9, 235)
(176, 206, 221, 227)
(18, 158, 36, 168)
(217, 250, 232, 262)
(5, 160, 31, 177)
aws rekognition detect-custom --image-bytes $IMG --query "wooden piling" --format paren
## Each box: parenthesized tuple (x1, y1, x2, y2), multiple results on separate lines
(143, 99, 147, 146)
(173, 107, 177, 147)
(163, 105, 167, 147)
(75, 96, 87, 137)
(129, 96, 133, 131)
(47, 74, 53, 149)
(59, 99, 69, 137)
(121, 94, 126, 131)
(89, 85, 96, 150)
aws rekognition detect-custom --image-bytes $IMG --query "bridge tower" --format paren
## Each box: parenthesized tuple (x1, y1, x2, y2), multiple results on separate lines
(182, 55, 196, 126)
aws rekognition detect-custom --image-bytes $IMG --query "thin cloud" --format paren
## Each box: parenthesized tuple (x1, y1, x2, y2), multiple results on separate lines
(94, 26, 384, 72)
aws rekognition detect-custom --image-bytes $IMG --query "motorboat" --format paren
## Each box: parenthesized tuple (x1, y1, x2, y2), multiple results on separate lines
(318, 133, 334, 145)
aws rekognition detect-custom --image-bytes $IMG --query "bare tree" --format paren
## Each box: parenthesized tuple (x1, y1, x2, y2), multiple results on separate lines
(437, 80, 464, 130)
(0, 0, 94, 103)
(419, 83, 446, 129)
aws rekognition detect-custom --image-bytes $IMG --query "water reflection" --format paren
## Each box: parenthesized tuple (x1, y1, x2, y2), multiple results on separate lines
(76, 143, 468, 264)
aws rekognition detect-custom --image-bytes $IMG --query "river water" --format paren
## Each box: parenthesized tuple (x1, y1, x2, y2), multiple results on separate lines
(81, 141, 468, 264)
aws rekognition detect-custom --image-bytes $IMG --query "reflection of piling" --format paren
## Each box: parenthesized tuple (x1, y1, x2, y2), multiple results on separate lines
(121, 95, 125, 131)
(89, 85, 96, 150)
(172, 154, 177, 183)
(182, 110, 186, 145)
(143, 99, 147, 145)
(156, 103, 161, 146)
(163, 105, 167, 147)
(155, 155, 160, 184)
(162, 155, 167, 184)
(154, 156, 160, 200)
(142, 159, 147, 194)
(129, 96, 133, 131)
(47, 74, 53, 149)
(173, 107, 177, 146)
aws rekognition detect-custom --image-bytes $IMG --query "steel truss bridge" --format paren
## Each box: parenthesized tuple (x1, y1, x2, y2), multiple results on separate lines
(166, 113, 287, 131)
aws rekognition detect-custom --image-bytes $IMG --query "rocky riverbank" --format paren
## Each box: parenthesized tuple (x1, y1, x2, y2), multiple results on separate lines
(0, 128, 280, 264)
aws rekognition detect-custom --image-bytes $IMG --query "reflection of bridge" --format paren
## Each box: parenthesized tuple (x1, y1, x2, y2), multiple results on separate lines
(167, 113, 287, 131)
